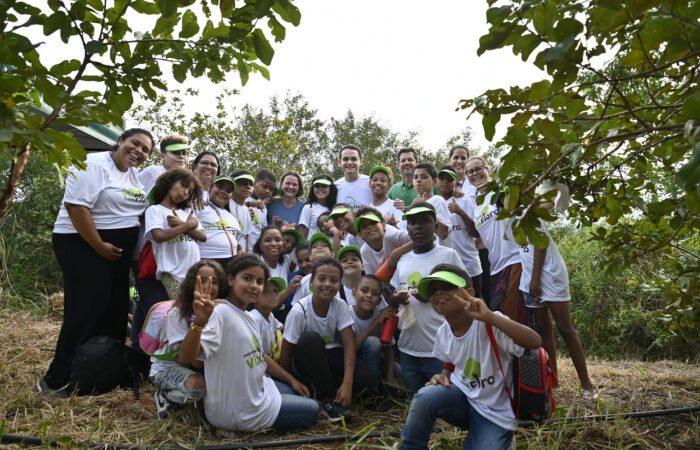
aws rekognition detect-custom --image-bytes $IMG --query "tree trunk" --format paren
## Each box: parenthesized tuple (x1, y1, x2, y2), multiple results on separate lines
(0, 142, 31, 220)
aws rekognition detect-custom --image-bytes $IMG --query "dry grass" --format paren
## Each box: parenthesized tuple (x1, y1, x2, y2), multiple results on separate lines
(1, 305, 699, 449)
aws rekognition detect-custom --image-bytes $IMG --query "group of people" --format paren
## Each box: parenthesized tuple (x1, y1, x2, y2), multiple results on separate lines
(38, 129, 595, 449)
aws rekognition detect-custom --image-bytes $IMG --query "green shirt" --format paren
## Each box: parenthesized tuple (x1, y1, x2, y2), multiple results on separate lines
(387, 181, 416, 205)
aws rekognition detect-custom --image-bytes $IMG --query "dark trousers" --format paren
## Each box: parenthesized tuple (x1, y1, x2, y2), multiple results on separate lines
(45, 228, 138, 389)
(292, 331, 375, 400)
(478, 248, 492, 303)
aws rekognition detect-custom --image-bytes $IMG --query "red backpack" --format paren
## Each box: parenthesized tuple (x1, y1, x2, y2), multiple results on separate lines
(486, 323, 556, 423)
(137, 240, 157, 280)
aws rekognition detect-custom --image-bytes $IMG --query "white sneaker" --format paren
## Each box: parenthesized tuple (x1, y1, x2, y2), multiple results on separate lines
(154, 389, 170, 420)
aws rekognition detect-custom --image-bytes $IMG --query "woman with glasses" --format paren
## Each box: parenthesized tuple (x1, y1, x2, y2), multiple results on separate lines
(39, 128, 155, 396)
(196, 176, 242, 269)
(192, 151, 221, 202)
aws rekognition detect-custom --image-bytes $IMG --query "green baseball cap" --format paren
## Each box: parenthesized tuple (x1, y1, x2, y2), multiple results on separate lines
(266, 276, 287, 292)
(369, 165, 393, 180)
(353, 212, 382, 233)
(438, 169, 457, 181)
(234, 173, 255, 184)
(329, 206, 352, 218)
(313, 178, 333, 186)
(281, 227, 305, 245)
(336, 245, 361, 261)
(402, 205, 436, 220)
(416, 271, 468, 301)
(308, 231, 332, 250)
(213, 176, 235, 187)
(164, 143, 189, 152)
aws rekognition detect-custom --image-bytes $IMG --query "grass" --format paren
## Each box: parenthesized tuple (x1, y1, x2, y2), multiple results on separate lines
(1, 304, 699, 449)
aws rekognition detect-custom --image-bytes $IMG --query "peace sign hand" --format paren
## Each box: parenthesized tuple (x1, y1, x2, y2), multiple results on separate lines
(193, 275, 217, 326)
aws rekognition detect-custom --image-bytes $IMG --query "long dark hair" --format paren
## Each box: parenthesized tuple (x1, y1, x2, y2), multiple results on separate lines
(307, 174, 337, 206)
(192, 151, 221, 176)
(113, 128, 155, 153)
(253, 225, 285, 265)
(152, 168, 202, 209)
(176, 260, 227, 321)
(226, 254, 270, 301)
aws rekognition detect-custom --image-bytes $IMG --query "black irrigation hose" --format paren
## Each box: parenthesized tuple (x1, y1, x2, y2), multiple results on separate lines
(3, 405, 700, 449)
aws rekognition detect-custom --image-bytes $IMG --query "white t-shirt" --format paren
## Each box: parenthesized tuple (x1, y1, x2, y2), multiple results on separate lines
(349, 305, 383, 337)
(199, 301, 281, 432)
(54, 152, 147, 233)
(335, 174, 373, 211)
(283, 295, 354, 349)
(518, 220, 570, 301)
(291, 273, 312, 306)
(390, 245, 466, 357)
(196, 203, 240, 259)
(373, 199, 403, 223)
(138, 165, 166, 196)
(229, 200, 252, 252)
(473, 192, 521, 275)
(426, 195, 453, 247)
(265, 258, 290, 281)
(149, 305, 188, 377)
(249, 309, 283, 356)
(298, 203, 330, 237)
(360, 225, 411, 275)
(446, 196, 482, 277)
(433, 313, 524, 431)
(246, 196, 267, 250)
(145, 205, 203, 283)
(339, 233, 364, 248)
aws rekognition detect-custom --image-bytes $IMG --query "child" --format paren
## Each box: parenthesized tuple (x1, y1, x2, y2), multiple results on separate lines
(196, 176, 242, 269)
(151, 260, 225, 419)
(389, 202, 466, 397)
(317, 211, 333, 236)
(247, 169, 277, 249)
(253, 226, 297, 302)
(350, 274, 398, 394)
(250, 276, 286, 360)
(289, 232, 335, 307)
(177, 254, 318, 434)
(145, 168, 206, 299)
(337, 245, 364, 306)
(280, 257, 374, 422)
(438, 166, 483, 297)
(299, 175, 337, 238)
(328, 203, 364, 250)
(229, 170, 255, 252)
(369, 166, 403, 225)
(354, 206, 411, 275)
(400, 264, 541, 450)
(412, 163, 451, 244)
(279, 244, 311, 319)
(281, 227, 304, 272)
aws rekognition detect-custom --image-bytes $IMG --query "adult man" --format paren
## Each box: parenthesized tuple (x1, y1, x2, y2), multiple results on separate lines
(387, 147, 418, 208)
(334, 144, 373, 211)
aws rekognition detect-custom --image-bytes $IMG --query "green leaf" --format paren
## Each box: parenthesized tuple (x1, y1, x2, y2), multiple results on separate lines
(529, 79, 550, 102)
(131, 0, 160, 14)
(220, 0, 235, 17)
(605, 196, 623, 225)
(237, 59, 250, 85)
(252, 29, 274, 65)
(179, 10, 199, 38)
(532, 1, 554, 37)
(534, 118, 562, 144)
(504, 184, 520, 210)
(525, 224, 549, 249)
(85, 40, 108, 55)
(681, 92, 700, 120)
(565, 98, 586, 119)
(172, 63, 187, 83)
(49, 59, 81, 77)
(272, 0, 301, 26)
(482, 111, 501, 141)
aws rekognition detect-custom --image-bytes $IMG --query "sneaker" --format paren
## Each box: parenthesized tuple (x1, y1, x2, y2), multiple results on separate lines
(321, 400, 352, 423)
(154, 389, 170, 420)
(35, 377, 69, 399)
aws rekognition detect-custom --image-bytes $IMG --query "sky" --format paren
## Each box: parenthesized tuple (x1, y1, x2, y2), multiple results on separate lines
(171, 0, 547, 153)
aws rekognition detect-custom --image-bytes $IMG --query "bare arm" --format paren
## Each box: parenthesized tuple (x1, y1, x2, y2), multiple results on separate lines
(529, 247, 546, 297)
(279, 339, 294, 372)
(435, 221, 449, 240)
(336, 326, 357, 406)
(66, 204, 122, 261)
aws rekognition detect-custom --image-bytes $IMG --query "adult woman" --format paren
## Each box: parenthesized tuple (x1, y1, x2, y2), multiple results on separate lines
(192, 151, 221, 202)
(266, 171, 305, 228)
(196, 176, 242, 269)
(39, 128, 154, 395)
(465, 157, 527, 326)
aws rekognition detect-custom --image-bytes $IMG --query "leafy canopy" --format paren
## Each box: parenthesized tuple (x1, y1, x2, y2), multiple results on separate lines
(463, 0, 700, 334)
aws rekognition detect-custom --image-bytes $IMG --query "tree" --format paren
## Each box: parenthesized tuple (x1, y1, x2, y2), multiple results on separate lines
(0, 0, 301, 218)
(461, 0, 699, 334)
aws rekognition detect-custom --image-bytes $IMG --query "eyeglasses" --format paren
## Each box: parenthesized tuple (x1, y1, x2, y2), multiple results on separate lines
(466, 166, 486, 176)
(198, 161, 218, 168)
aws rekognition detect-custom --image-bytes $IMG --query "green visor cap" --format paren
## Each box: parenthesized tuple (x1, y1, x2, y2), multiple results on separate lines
(313, 178, 333, 186)
(369, 166, 392, 179)
(213, 176, 235, 186)
(234, 173, 255, 184)
(402, 206, 436, 220)
(308, 231, 332, 250)
(281, 228, 305, 245)
(438, 169, 457, 180)
(164, 143, 189, 152)
(336, 245, 361, 261)
(267, 276, 287, 292)
(329, 206, 352, 218)
(353, 213, 382, 232)
(416, 271, 467, 301)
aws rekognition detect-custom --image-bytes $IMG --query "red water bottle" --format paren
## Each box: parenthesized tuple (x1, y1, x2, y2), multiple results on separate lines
(380, 316, 399, 345)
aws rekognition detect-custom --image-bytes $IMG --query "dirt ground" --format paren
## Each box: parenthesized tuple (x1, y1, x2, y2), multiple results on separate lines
(1, 306, 699, 449)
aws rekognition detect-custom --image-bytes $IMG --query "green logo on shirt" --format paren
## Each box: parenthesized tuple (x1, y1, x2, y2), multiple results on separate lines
(245, 335, 265, 369)
(123, 187, 146, 203)
(463, 358, 481, 380)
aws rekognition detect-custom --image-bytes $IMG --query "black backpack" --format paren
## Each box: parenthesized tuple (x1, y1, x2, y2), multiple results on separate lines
(68, 336, 150, 398)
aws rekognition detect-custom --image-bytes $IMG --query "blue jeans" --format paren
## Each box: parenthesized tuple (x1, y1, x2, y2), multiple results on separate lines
(401, 384, 513, 450)
(399, 352, 443, 397)
(358, 336, 382, 392)
(271, 381, 319, 434)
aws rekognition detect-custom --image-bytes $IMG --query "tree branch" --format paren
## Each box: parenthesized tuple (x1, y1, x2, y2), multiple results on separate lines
(0, 143, 31, 219)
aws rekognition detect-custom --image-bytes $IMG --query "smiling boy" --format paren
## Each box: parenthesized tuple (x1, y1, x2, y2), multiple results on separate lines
(334, 145, 373, 211)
